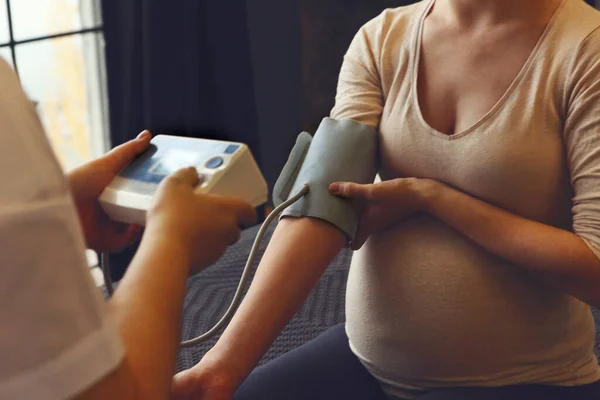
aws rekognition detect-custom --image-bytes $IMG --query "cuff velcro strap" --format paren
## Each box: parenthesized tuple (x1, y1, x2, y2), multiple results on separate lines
(273, 117, 378, 241)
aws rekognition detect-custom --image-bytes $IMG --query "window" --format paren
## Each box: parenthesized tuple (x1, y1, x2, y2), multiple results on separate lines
(0, 0, 109, 171)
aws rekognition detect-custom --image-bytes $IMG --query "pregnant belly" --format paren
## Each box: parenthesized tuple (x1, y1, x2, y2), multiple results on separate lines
(345, 214, 595, 385)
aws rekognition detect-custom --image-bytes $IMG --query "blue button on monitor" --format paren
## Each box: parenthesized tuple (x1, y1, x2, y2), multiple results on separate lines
(205, 156, 224, 169)
(224, 144, 240, 154)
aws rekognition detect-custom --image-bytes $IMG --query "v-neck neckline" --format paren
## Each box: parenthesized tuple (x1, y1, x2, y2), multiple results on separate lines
(410, 0, 567, 141)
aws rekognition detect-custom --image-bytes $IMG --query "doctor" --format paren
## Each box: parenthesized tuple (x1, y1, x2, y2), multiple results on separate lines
(0, 57, 256, 400)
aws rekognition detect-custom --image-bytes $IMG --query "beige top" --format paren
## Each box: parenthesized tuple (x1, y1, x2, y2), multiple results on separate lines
(331, 0, 600, 398)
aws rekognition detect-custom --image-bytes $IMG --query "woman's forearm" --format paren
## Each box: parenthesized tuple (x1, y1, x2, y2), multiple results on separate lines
(422, 180, 600, 307)
(205, 217, 346, 388)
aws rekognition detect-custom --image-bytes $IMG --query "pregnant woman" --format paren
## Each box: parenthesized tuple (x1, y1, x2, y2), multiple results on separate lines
(173, 0, 600, 398)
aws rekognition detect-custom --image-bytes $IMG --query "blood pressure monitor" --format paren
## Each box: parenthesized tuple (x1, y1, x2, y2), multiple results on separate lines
(100, 118, 375, 348)
(99, 135, 268, 226)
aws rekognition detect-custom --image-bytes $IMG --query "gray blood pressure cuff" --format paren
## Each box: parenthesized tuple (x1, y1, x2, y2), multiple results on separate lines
(273, 117, 378, 241)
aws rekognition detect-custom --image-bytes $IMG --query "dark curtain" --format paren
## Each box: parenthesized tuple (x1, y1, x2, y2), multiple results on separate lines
(101, 0, 259, 146)
(101, 0, 259, 279)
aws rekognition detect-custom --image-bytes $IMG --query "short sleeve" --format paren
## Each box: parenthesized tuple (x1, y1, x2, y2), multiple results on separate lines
(564, 28, 600, 259)
(330, 16, 385, 127)
(0, 59, 124, 400)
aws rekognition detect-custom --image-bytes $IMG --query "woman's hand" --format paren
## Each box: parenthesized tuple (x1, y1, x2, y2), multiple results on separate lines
(329, 178, 437, 250)
(67, 130, 152, 252)
(171, 353, 236, 400)
(147, 167, 257, 274)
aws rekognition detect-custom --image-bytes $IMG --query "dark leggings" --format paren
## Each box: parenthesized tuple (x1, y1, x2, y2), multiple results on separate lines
(233, 324, 600, 400)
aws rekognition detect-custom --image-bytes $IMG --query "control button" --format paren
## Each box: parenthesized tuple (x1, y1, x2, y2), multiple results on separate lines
(224, 144, 240, 154)
(205, 156, 224, 169)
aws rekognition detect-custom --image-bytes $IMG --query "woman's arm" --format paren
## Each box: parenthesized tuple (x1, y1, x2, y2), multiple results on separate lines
(173, 14, 386, 398)
(422, 181, 600, 307)
(184, 218, 346, 390)
(332, 177, 600, 308)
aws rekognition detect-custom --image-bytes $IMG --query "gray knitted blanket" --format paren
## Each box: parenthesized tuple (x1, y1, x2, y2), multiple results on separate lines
(176, 224, 600, 372)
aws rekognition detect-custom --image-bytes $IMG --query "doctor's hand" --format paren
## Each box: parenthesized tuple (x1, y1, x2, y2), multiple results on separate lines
(147, 167, 257, 274)
(330, 178, 437, 250)
(67, 130, 152, 252)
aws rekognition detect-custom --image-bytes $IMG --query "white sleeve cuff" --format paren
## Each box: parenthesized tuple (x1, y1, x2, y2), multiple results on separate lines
(0, 315, 124, 400)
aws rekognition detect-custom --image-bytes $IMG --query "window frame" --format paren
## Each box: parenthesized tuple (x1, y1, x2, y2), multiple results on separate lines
(0, 0, 110, 160)
(0, 0, 103, 73)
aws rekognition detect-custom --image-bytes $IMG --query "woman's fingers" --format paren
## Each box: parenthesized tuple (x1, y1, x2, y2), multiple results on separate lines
(351, 207, 377, 250)
(331, 180, 408, 202)
(330, 182, 376, 199)
(352, 205, 394, 250)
